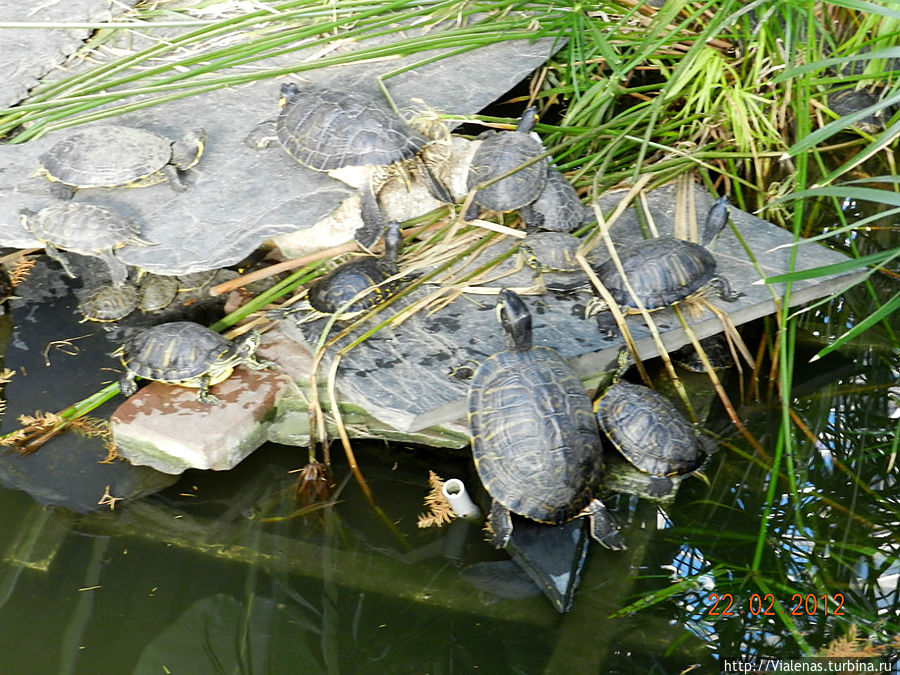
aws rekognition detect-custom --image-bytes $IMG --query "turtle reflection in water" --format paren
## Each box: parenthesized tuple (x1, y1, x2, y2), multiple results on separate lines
(246, 83, 451, 248)
(117, 321, 275, 405)
(468, 289, 626, 550)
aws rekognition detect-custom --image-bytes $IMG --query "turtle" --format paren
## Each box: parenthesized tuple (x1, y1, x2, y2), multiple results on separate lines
(520, 232, 582, 273)
(671, 335, 733, 372)
(464, 107, 548, 225)
(37, 125, 206, 199)
(136, 274, 180, 312)
(275, 221, 404, 322)
(594, 354, 705, 498)
(586, 195, 741, 315)
(80, 282, 140, 322)
(117, 321, 274, 405)
(520, 166, 591, 233)
(20, 202, 150, 286)
(468, 288, 626, 550)
(246, 82, 451, 249)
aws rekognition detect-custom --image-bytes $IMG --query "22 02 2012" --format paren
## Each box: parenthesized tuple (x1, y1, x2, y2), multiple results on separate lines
(706, 593, 846, 616)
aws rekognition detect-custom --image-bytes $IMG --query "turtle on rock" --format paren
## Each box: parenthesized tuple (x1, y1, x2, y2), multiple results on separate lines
(20, 202, 150, 286)
(37, 125, 206, 199)
(468, 289, 626, 550)
(117, 322, 275, 405)
(246, 82, 452, 248)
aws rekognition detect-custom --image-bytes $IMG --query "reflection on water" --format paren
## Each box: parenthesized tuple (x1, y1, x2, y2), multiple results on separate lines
(0, 238, 898, 672)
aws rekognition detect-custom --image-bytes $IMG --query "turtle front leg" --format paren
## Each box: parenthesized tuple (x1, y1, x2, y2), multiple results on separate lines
(119, 372, 139, 397)
(160, 163, 189, 192)
(43, 243, 77, 279)
(243, 119, 279, 150)
(582, 499, 627, 550)
(197, 375, 224, 406)
(709, 275, 743, 303)
(100, 251, 130, 287)
(487, 500, 514, 549)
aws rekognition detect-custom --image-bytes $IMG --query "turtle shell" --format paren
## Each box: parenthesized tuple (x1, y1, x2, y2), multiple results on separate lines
(307, 258, 399, 315)
(594, 236, 717, 309)
(120, 321, 235, 384)
(27, 203, 141, 254)
(80, 283, 139, 322)
(469, 346, 602, 525)
(521, 232, 581, 272)
(521, 167, 589, 232)
(39, 126, 175, 188)
(276, 84, 426, 171)
(595, 381, 702, 477)
(672, 335, 733, 372)
(137, 274, 179, 312)
(467, 127, 547, 212)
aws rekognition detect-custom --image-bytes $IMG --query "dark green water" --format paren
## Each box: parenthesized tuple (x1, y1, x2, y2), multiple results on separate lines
(0, 220, 898, 674)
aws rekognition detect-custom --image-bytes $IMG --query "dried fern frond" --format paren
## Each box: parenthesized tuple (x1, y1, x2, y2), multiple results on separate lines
(9, 258, 36, 287)
(417, 470, 456, 529)
(820, 625, 884, 658)
(68, 416, 110, 438)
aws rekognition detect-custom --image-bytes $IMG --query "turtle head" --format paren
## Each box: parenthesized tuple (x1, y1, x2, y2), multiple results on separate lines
(497, 288, 532, 351)
(700, 195, 730, 248)
(279, 82, 301, 108)
(516, 107, 539, 134)
(234, 330, 261, 358)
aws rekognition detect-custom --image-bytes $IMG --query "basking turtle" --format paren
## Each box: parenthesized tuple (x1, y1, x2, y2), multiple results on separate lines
(37, 125, 206, 199)
(520, 167, 590, 233)
(468, 289, 625, 550)
(20, 202, 149, 286)
(594, 355, 705, 497)
(520, 232, 582, 273)
(586, 196, 741, 315)
(80, 283, 139, 322)
(117, 321, 274, 405)
(465, 108, 548, 225)
(246, 82, 451, 248)
(276, 221, 404, 322)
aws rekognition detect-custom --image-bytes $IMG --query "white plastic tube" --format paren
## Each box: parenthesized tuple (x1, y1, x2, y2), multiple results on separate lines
(442, 478, 482, 520)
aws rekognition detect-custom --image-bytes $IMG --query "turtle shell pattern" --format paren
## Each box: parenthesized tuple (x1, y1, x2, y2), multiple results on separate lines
(595, 381, 702, 477)
(120, 321, 235, 384)
(467, 128, 547, 212)
(521, 232, 581, 272)
(276, 85, 426, 171)
(39, 126, 175, 188)
(307, 258, 400, 315)
(28, 203, 141, 255)
(80, 283, 139, 322)
(469, 346, 603, 525)
(522, 167, 588, 232)
(594, 236, 717, 309)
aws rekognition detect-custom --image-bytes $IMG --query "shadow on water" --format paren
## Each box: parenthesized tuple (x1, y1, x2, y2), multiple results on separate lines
(0, 212, 898, 672)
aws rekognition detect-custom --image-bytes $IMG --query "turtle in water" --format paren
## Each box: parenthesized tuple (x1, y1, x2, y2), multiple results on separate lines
(246, 82, 451, 248)
(594, 353, 706, 497)
(672, 335, 734, 372)
(37, 125, 206, 199)
(468, 289, 626, 550)
(520, 166, 591, 233)
(465, 107, 548, 226)
(20, 202, 150, 286)
(117, 321, 274, 405)
(275, 221, 404, 322)
(586, 195, 741, 316)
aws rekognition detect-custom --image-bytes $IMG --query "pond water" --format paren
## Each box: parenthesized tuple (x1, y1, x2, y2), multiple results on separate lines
(0, 205, 898, 674)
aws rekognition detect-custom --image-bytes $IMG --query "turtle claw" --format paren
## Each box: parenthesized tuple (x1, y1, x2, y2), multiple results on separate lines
(488, 501, 513, 549)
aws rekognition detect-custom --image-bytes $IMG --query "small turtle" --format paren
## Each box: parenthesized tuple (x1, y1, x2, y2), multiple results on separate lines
(520, 232, 582, 273)
(594, 355, 705, 498)
(136, 274, 180, 312)
(520, 167, 591, 233)
(80, 283, 139, 322)
(465, 108, 548, 225)
(672, 335, 733, 372)
(586, 196, 741, 315)
(118, 321, 274, 405)
(37, 125, 206, 199)
(246, 82, 451, 248)
(20, 203, 149, 285)
(468, 289, 625, 550)
(277, 221, 404, 322)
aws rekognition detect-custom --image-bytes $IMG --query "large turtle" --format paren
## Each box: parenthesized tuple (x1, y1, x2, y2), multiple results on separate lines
(468, 289, 626, 550)
(37, 125, 206, 199)
(586, 196, 741, 315)
(246, 82, 451, 248)
(20, 202, 149, 286)
(465, 108, 548, 225)
(117, 321, 274, 405)
(594, 354, 705, 497)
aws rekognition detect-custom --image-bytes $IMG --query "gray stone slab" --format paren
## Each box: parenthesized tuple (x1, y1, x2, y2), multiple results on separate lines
(0, 1, 136, 109)
(0, 11, 558, 274)
(275, 183, 860, 437)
